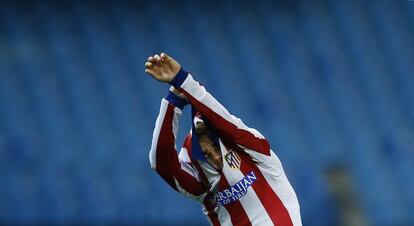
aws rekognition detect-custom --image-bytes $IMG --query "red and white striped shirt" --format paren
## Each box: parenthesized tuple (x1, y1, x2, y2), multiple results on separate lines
(149, 69, 302, 226)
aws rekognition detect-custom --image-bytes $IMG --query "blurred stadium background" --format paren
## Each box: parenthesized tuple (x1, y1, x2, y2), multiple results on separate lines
(1, 0, 414, 225)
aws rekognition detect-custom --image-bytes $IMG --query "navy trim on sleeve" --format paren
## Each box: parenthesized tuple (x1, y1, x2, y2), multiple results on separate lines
(169, 68, 188, 88)
(165, 91, 188, 109)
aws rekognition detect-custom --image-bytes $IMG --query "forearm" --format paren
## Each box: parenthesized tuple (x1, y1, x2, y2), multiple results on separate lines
(170, 68, 270, 155)
(149, 93, 206, 197)
(149, 97, 182, 188)
(144, 52, 270, 155)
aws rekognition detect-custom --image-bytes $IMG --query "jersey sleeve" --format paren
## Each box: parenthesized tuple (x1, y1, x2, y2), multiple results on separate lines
(149, 92, 208, 201)
(170, 68, 271, 156)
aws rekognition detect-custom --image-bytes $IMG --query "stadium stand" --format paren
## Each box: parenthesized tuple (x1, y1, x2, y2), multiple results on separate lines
(0, 0, 413, 225)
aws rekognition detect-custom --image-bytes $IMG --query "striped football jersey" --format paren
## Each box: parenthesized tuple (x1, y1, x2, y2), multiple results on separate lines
(149, 69, 302, 226)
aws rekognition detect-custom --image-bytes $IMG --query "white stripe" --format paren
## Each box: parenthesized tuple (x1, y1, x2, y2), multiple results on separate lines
(216, 205, 232, 226)
(178, 147, 192, 162)
(246, 149, 302, 226)
(220, 142, 273, 226)
(171, 105, 182, 150)
(149, 99, 169, 169)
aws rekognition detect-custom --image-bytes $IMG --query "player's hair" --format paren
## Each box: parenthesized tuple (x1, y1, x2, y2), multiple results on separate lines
(194, 118, 219, 147)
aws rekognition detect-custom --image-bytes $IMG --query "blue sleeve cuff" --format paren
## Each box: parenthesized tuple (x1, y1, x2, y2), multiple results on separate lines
(165, 91, 188, 109)
(169, 68, 189, 88)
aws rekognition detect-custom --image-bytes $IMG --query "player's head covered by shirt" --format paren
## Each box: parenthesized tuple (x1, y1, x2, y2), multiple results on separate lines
(191, 107, 219, 161)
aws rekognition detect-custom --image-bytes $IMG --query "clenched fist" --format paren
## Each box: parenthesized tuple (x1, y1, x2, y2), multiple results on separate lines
(145, 53, 181, 83)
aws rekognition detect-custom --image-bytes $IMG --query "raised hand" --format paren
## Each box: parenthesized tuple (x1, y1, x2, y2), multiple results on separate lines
(145, 53, 181, 83)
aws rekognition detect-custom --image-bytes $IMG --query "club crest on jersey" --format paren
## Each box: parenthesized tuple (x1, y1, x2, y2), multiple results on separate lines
(225, 150, 241, 169)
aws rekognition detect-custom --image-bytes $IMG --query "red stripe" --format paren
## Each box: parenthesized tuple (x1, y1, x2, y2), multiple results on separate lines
(155, 104, 177, 188)
(219, 172, 252, 226)
(207, 211, 220, 226)
(239, 154, 293, 226)
(177, 170, 208, 195)
(203, 195, 221, 226)
(156, 103, 206, 195)
(179, 88, 270, 156)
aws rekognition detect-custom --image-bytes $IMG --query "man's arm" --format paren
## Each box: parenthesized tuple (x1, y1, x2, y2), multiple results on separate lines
(149, 91, 207, 200)
(145, 53, 270, 156)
